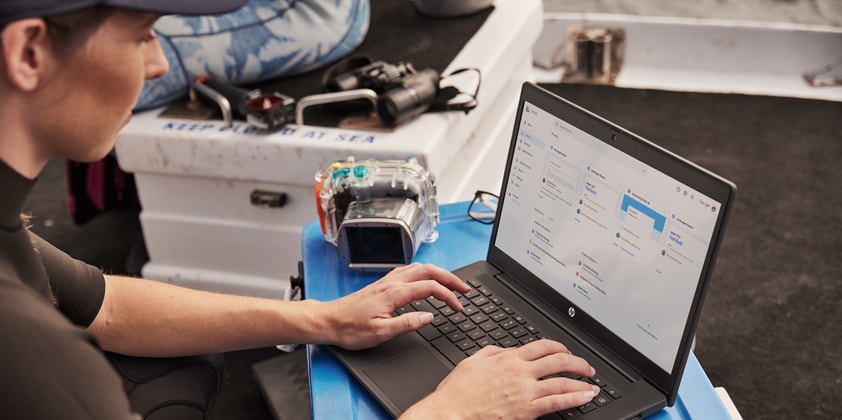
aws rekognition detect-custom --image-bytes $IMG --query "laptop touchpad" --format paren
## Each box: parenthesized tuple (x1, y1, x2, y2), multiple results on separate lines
(363, 346, 450, 411)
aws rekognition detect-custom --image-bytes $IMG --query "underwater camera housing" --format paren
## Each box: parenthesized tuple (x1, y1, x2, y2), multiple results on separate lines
(314, 157, 439, 270)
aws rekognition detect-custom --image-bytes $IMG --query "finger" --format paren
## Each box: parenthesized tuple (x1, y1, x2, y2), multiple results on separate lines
(530, 378, 600, 415)
(411, 264, 469, 294)
(512, 339, 573, 361)
(470, 344, 508, 358)
(386, 262, 423, 275)
(397, 279, 465, 311)
(377, 263, 427, 283)
(393, 263, 470, 294)
(529, 352, 595, 380)
(535, 376, 599, 397)
(379, 311, 435, 336)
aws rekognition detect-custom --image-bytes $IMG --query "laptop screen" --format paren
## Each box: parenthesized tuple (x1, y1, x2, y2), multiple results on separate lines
(493, 94, 725, 373)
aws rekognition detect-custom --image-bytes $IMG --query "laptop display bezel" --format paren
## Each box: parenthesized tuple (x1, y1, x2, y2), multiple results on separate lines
(486, 82, 736, 404)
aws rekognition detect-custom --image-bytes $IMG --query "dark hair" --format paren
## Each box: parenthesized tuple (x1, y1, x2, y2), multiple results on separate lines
(43, 6, 116, 55)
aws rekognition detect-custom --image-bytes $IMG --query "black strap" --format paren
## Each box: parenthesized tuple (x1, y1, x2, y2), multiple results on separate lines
(430, 67, 481, 114)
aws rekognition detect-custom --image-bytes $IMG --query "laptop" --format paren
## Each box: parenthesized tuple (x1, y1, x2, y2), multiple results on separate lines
(329, 82, 736, 419)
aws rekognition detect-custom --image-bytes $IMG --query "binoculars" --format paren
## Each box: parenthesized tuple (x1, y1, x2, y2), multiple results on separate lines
(325, 60, 441, 126)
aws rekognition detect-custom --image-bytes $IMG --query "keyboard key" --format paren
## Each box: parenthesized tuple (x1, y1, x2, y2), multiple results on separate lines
(457, 321, 477, 333)
(449, 313, 468, 324)
(577, 402, 596, 413)
(498, 337, 518, 348)
(431, 314, 448, 327)
(490, 330, 508, 340)
(456, 338, 476, 351)
(510, 327, 528, 338)
(426, 297, 447, 308)
(500, 319, 518, 330)
(519, 335, 538, 345)
(476, 337, 495, 347)
(411, 299, 436, 313)
(438, 323, 456, 334)
(481, 303, 499, 314)
(467, 329, 486, 340)
(471, 296, 489, 306)
(479, 321, 498, 332)
(558, 409, 582, 419)
(593, 393, 612, 407)
(470, 313, 489, 324)
(446, 331, 466, 342)
(491, 311, 508, 322)
(417, 324, 441, 341)
(603, 385, 623, 399)
(432, 336, 468, 365)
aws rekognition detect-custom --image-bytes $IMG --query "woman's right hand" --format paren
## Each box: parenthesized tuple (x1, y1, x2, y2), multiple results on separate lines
(401, 339, 599, 420)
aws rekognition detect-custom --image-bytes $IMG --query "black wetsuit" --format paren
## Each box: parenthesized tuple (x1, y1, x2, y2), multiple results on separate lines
(0, 159, 221, 419)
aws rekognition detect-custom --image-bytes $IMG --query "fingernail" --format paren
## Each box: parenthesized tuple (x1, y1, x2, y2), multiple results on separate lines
(590, 366, 596, 376)
(419, 312, 433, 324)
(582, 390, 595, 401)
(592, 385, 600, 395)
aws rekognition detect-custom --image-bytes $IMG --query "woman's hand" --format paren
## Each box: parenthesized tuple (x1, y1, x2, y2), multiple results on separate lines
(319, 263, 470, 350)
(401, 339, 600, 419)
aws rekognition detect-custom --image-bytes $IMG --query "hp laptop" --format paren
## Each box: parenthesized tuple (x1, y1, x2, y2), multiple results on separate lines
(330, 82, 736, 419)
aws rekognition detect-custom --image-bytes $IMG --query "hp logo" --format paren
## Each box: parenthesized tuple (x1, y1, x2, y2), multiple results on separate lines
(568, 307, 576, 317)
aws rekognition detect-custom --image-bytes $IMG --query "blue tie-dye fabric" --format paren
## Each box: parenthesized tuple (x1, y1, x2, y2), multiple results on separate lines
(135, 0, 370, 111)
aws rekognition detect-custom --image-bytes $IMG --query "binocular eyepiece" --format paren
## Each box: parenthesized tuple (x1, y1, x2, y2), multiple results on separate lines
(326, 61, 440, 126)
(377, 68, 440, 126)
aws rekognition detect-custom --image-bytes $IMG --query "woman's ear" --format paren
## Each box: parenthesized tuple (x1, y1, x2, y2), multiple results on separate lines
(1, 19, 50, 91)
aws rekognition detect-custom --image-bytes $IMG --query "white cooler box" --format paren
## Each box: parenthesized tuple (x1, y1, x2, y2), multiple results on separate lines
(115, 0, 544, 298)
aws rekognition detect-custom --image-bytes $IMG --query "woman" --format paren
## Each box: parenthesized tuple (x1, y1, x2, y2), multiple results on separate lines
(0, 0, 599, 418)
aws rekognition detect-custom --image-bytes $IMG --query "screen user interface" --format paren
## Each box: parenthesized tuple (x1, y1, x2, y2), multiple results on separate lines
(495, 101, 722, 371)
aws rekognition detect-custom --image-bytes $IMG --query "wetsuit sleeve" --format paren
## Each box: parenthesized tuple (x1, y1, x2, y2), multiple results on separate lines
(28, 231, 106, 327)
(0, 283, 140, 419)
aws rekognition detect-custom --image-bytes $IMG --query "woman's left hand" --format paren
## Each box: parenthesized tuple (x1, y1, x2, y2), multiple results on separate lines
(319, 263, 469, 350)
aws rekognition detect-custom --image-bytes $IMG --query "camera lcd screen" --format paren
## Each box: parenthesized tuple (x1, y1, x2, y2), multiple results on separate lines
(345, 226, 407, 265)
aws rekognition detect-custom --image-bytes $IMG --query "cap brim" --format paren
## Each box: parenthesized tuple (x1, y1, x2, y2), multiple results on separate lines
(104, 0, 248, 16)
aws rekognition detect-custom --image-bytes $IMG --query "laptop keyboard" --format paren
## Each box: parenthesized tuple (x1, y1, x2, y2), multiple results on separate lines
(395, 275, 624, 418)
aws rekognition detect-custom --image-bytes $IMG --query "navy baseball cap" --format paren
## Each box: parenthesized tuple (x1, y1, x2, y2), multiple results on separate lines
(1, 0, 248, 26)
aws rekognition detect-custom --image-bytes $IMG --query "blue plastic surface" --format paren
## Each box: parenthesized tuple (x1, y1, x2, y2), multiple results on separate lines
(302, 202, 730, 419)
